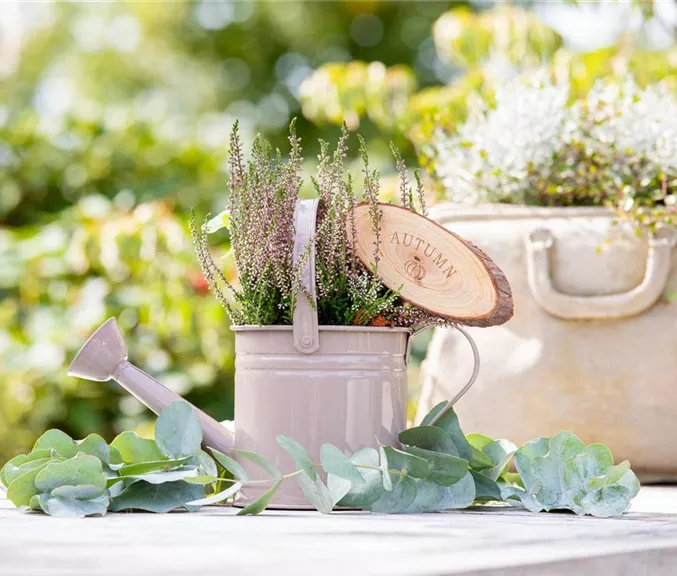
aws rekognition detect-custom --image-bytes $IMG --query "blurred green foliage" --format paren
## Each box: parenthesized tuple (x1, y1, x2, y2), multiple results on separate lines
(299, 4, 677, 154)
(1, 1, 457, 464)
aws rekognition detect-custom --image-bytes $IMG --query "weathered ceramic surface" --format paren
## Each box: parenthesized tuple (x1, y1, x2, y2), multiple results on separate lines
(233, 325, 409, 508)
(2, 488, 677, 576)
(420, 204, 677, 479)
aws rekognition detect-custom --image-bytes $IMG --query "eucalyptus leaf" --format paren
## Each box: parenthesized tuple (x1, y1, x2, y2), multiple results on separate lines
(369, 474, 417, 514)
(197, 450, 218, 478)
(404, 480, 441, 513)
(33, 430, 78, 459)
(429, 407, 472, 461)
(382, 446, 429, 479)
(326, 474, 353, 506)
(399, 426, 459, 456)
(6, 462, 51, 508)
(109, 445, 124, 466)
(321, 444, 364, 485)
(379, 446, 392, 492)
(76, 434, 111, 464)
(184, 475, 219, 485)
(110, 480, 205, 513)
(35, 454, 107, 495)
(1, 450, 55, 488)
(237, 480, 282, 516)
(580, 486, 632, 517)
(469, 447, 494, 470)
(186, 481, 242, 506)
(1, 454, 28, 487)
(470, 470, 502, 502)
(420, 401, 446, 426)
(466, 434, 493, 452)
(298, 472, 334, 514)
(428, 471, 476, 511)
(405, 446, 468, 487)
(38, 493, 110, 518)
(232, 449, 281, 479)
(277, 435, 316, 480)
(336, 447, 383, 508)
(117, 468, 200, 486)
(50, 483, 107, 500)
(29, 494, 43, 512)
(111, 432, 165, 464)
(210, 448, 249, 483)
(118, 457, 192, 477)
(154, 401, 203, 459)
(508, 433, 639, 517)
(473, 438, 516, 481)
(549, 431, 585, 462)
(4, 458, 57, 487)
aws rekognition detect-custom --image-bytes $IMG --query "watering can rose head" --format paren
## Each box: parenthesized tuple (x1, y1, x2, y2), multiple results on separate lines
(190, 120, 512, 329)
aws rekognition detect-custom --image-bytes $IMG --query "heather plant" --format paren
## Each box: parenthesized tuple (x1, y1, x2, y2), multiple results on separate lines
(431, 75, 677, 232)
(192, 121, 452, 328)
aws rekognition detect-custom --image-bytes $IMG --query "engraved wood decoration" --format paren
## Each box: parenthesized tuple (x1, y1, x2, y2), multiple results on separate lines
(352, 203, 513, 327)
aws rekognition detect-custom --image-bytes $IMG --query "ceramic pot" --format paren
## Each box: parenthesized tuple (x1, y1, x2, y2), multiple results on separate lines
(419, 204, 677, 480)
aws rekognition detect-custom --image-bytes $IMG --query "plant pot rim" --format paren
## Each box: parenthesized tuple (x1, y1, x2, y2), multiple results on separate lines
(231, 325, 412, 333)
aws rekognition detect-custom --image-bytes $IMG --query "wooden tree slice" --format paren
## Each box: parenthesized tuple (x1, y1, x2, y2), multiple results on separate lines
(352, 203, 513, 327)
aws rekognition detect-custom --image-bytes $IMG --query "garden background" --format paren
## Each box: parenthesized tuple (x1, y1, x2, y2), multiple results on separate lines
(1, 0, 675, 465)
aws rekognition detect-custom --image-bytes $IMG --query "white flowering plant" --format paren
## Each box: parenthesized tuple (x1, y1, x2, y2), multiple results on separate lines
(432, 75, 677, 231)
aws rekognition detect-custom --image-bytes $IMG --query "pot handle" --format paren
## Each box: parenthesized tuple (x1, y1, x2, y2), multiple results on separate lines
(525, 226, 677, 320)
(292, 199, 321, 354)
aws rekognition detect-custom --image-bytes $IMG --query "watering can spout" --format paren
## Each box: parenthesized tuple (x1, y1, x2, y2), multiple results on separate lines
(68, 318, 234, 454)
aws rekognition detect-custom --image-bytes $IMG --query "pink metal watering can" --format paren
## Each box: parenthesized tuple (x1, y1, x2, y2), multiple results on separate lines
(67, 200, 481, 507)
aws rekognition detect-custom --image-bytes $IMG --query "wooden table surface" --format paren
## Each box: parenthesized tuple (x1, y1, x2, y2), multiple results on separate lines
(2, 487, 677, 576)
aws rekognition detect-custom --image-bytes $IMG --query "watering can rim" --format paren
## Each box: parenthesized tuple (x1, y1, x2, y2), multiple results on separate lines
(230, 324, 414, 333)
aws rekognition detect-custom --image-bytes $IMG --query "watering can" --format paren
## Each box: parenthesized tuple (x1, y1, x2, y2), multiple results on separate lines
(67, 200, 486, 507)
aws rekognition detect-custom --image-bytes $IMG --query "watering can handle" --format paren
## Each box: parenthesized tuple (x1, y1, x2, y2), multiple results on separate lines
(293, 199, 321, 354)
(426, 326, 480, 426)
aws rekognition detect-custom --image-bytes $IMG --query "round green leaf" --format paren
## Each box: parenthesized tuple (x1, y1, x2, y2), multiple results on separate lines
(6, 462, 51, 508)
(154, 401, 203, 459)
(369, 475, 417, 514)
(320, 444, 364, 485)
(298, 473, 334, 514)
(429, 408, 472, 461)
(210, 448, 249, 483)
(399, 426, 459, 456)
(110, 480, 204, 513)
(33, 430, 77, 459)
(336, 448, 384, 508)
(35, 454, 107, 495)
(277, 435, 316, 481)
(237, 480, 282, 516)
(405, 446, 468, 487)
(186, 481, 242, 507)
(232, 449, 281, 479)
(111, 432, 165, 464)
(379, 446, 392, 492)
(76, 434, 111, 464)
(118, 457, 191, 477)
(382, 446, 430, 479)
(549, 431, 585, 462)
(39, 493, 110, 518)
(428, 471, 476, 511)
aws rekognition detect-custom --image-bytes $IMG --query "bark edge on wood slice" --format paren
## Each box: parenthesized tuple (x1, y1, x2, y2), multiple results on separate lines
(351, 203, 513, 327)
